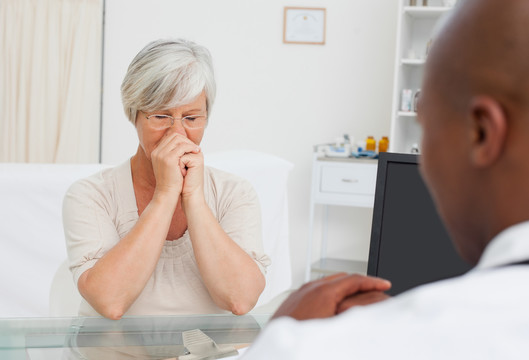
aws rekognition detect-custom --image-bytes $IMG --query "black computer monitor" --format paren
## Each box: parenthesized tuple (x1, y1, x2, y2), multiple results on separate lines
(367, 152, 472, 296)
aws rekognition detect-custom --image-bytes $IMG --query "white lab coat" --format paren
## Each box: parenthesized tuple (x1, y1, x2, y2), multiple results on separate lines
(243, 221, 529, 359)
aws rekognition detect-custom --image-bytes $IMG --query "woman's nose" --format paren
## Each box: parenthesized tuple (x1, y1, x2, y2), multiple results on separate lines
(167, 121, 186, 137)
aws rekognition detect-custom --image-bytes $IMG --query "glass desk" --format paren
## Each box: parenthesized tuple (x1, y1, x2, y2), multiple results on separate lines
(0, 314, 271, 359)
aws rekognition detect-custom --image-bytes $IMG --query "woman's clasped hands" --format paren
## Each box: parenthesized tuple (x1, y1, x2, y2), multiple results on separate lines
(150, 131, 204, 205)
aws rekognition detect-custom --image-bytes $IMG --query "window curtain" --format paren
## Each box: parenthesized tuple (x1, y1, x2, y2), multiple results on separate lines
(0, 0, 103, 163)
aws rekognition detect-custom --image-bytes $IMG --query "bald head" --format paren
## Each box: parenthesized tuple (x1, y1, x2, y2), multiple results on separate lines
(427, 0, 529, 113)
(418, 0, 529, 264)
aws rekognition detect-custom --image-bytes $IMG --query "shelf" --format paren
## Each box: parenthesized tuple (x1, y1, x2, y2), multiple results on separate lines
(398, 111, 417, 117)
(315, 156, 378, 164)
(403, 6, 452, 18)
(391, 0, 446, 157)
(311, 258, 368, 276)
(401, 58, 426, 66)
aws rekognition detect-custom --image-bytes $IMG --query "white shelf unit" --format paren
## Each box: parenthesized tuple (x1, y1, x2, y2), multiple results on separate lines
(305, 154, 377, 282)
(389, 0, 455, 153)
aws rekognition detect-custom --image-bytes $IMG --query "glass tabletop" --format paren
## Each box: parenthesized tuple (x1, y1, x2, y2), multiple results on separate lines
(0, 314, 271, 359)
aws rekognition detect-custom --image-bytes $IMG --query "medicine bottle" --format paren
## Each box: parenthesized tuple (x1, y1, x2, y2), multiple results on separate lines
(414, 89, 421, 112)
(378, 136, 389, 153)
(365, 136, 376, 151)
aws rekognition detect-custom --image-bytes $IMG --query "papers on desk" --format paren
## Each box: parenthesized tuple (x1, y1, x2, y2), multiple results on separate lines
(162, 347, 248, 360)
(223, 346, 248, 359)
(180, 329, 238, 359)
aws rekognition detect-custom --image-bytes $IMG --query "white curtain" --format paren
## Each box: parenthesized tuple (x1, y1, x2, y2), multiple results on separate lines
(0, 0, 103, 163)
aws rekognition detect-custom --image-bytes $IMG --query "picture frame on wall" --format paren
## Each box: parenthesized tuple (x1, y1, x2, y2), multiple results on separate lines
(283, 7, 326, 45)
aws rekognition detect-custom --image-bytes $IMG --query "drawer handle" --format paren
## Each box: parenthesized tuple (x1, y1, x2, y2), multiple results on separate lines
(341, 178, 359, 183)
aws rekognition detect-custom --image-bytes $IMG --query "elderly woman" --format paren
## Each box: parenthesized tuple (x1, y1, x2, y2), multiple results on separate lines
(63, 39, 270, 320)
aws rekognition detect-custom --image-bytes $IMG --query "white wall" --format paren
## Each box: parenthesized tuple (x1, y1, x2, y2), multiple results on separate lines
(101, 0, 398, 287)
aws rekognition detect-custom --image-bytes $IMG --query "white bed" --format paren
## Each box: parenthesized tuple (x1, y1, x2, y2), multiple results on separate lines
(0, 150, 293, 317)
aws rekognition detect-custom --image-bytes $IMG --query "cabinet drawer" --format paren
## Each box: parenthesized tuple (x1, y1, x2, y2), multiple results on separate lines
(320, 164, 376, 195)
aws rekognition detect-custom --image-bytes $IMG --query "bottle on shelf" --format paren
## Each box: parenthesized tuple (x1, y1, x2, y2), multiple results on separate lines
(366, 136, 376, 151)
(409, 0, 428, 6)
(414, 89, 421, 112)
(379, 136, 389, 153)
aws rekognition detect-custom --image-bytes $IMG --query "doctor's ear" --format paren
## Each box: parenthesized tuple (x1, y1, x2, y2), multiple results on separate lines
(468, 96, 507, 168)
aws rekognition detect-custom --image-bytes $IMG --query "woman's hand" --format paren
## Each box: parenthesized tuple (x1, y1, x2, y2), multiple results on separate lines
(150, 131, 201, 199)
(179, 148, 205, 203)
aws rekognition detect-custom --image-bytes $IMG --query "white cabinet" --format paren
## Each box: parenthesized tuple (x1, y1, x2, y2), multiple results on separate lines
(305, 154, 377, 281)
(316, 161, 377, 205)
(389, 0, 456, 153)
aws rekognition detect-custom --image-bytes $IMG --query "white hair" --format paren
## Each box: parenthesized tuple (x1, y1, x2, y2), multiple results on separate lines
(121, 39, 216, 124)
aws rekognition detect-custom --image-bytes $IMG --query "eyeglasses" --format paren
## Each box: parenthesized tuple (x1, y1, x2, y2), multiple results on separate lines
(142, 111, 208, 130)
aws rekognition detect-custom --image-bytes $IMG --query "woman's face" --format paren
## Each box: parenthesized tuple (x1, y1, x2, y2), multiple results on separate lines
(135, 92, 207, 160)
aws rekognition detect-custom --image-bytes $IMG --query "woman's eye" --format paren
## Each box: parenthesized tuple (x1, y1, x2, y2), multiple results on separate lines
(154, 115, 170, 120)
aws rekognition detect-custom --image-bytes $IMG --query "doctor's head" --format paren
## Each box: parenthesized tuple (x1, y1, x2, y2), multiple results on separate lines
(418, 0, 529, 264)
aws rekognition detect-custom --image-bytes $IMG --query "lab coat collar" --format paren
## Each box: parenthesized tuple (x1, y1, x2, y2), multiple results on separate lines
(475, 221, 529, 270)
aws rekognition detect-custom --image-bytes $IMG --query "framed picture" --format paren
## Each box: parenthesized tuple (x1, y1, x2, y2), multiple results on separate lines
(283, 7, 326, 45)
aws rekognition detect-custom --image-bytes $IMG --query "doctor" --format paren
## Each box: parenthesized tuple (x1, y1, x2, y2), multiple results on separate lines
(243, 0, 529, 358)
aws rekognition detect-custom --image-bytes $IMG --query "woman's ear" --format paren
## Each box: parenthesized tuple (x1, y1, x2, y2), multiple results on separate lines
(468, 96, 507, 168)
